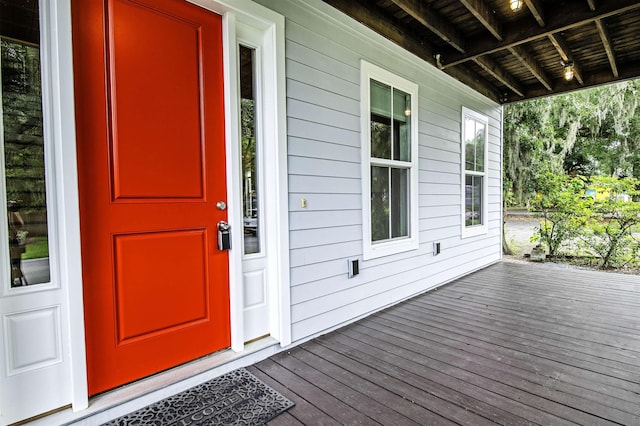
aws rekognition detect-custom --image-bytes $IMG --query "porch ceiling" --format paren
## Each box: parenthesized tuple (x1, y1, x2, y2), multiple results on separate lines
(320, 0, 640, 104)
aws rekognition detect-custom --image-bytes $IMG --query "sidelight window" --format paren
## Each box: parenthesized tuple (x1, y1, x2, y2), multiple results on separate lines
(1, 0, 51, 287)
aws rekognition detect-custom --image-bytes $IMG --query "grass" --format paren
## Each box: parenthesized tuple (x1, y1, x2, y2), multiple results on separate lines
(23, 237, 49, 260)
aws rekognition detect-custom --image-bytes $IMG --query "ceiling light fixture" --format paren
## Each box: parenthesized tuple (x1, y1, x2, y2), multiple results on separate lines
(562, 61, 575, 81)
(509, 0, 523, 12)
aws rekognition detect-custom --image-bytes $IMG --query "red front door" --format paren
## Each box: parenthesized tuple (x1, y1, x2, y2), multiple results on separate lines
(72, 0, 230, 395)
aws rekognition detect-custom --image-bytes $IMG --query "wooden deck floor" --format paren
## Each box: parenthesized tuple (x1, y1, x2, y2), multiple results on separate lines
(249, 261, 640, 425)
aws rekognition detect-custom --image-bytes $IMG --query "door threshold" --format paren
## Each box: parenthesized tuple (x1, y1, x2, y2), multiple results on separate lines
(27, 337, 280, 426)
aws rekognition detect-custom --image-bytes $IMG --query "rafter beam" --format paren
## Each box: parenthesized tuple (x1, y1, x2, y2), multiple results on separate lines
(438, 0, 640, 69)
(521, 60, 640, 102)
(320, 0, 501, 103)
(595, 19, 619, 78)
(459, 0, 502, 41)
(473, 56, 525, 97)
(525, 0, 545, 27)
(548, 33, 584, 84)
(586, 0, 596, 11)
(508, 45, 552, 91)
(390, 0, 466, 53)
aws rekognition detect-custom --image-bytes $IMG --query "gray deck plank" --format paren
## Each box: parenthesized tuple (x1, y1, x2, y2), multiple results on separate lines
(305, 340, 499, 426)
(248, 363, 342, 426)
(368, 312, 640, 400)
(255, 261, 640, 425)
(286, 346, 453, 425)
(380, 304, 640, 383)
(398, 301, 640, 385)
(270, 351, 421, 426)
(345, 321, 633, 424)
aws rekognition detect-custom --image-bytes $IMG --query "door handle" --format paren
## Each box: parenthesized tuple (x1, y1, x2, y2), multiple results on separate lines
(217, 221, 231, 251)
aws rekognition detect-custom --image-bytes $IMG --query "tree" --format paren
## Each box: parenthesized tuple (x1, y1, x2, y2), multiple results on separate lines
(504, 80, 640, 206)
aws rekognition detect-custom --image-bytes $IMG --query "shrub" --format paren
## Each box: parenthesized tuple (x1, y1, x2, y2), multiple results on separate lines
(578, 176, 640, 269)
(530, 173, 591, 257)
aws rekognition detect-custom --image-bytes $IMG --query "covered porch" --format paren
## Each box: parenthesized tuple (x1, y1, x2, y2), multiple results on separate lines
(254, 261, 640, 425)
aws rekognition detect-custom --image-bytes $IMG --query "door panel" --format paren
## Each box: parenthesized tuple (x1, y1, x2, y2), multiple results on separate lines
(108, 0, 205, 200)
(72, 0, 229, 395)
(113, 230, 209, 343)
(4, 307, 62, 375)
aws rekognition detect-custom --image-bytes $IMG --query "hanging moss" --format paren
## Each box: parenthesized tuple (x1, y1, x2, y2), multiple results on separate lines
(504, 79, 640, 206)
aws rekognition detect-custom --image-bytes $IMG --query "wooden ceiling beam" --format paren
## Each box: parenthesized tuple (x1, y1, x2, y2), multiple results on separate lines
(390, 0, 466, 53)
(321, 0, 435, 60)
(595, 19, 619, 78)
(473, 56, 525, 97)
(459, 0, 502, 41)
(525, 0, 545, 27)
(438, 0, 640, 69)
(508, 45, 552, 91)
(548, 33, 584, 85)
(521, 60, 640, 102)
(320, 0, 502, 103)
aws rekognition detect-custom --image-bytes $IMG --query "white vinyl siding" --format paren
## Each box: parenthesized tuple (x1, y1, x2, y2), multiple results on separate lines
(254, 0, 503, 342)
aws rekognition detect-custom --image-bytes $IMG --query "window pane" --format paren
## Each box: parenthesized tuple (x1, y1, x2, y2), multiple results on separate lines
(474, 121, 485, 172)
(239, 45, 259, 255)
(371, 166, 389, 241)
(392, 88, 411, 162)
(391, 168, 408, 238)
(370, 80, 391, 159)
(465, 117, 485, 172)
(464, 118, 475, 171)
(465, 175, 483, 227)
(2, 2, 51, 288)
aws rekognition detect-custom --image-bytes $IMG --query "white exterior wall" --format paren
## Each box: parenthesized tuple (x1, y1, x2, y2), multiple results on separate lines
(255, 0, 503, 342)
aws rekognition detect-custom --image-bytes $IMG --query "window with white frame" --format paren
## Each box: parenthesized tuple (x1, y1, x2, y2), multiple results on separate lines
(1, 6, 52, 288)
(361, 61, 418, 260)
(461, 107, 489, 237)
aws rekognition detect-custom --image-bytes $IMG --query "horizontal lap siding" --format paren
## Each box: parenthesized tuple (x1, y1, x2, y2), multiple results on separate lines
(256, 0, 503, 342)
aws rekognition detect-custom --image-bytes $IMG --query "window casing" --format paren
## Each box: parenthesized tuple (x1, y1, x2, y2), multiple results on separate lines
(461, 107, 489, 238)
(361, 61, 418, 260)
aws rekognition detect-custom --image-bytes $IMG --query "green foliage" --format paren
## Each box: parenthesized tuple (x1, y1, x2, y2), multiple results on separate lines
(504, 80, 640, 206)
(531, 174, 640, 269)
(577, 176, 640, 269)
(1, 39, 48, 216)
(530, 173, 591, 256)
(23, 237, 48, 260)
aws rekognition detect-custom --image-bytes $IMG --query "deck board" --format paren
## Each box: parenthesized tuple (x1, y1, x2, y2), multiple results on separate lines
(253, 261, 640, 425)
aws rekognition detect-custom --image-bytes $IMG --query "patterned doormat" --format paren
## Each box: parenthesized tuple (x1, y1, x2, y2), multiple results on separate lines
(103, 368, 294, 425)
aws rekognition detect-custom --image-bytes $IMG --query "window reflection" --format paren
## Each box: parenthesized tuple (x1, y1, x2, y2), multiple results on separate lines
(240, 45, 259, 255)
(1, 0, 51, 287)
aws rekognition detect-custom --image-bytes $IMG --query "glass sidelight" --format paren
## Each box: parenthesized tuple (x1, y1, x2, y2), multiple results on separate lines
(1, 0, 51, 287)
(239, 45, 260, 255)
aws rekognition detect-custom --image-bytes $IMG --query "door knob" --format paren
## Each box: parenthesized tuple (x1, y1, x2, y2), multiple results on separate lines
(216, 201, 227, 211)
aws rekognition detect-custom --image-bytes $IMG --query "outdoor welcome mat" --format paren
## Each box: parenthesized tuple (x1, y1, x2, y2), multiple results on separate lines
(103, 368, 294, 425)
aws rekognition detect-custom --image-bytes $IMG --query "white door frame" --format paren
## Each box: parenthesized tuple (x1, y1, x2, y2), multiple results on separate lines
(210, 1, 291, 352)
(53, 0, 290, 413)
(27, 0, 88, 416)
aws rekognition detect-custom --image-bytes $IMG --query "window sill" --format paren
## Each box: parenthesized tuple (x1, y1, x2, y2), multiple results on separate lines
(363, 237, 419, 260)
(461, 225, 488, 239)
